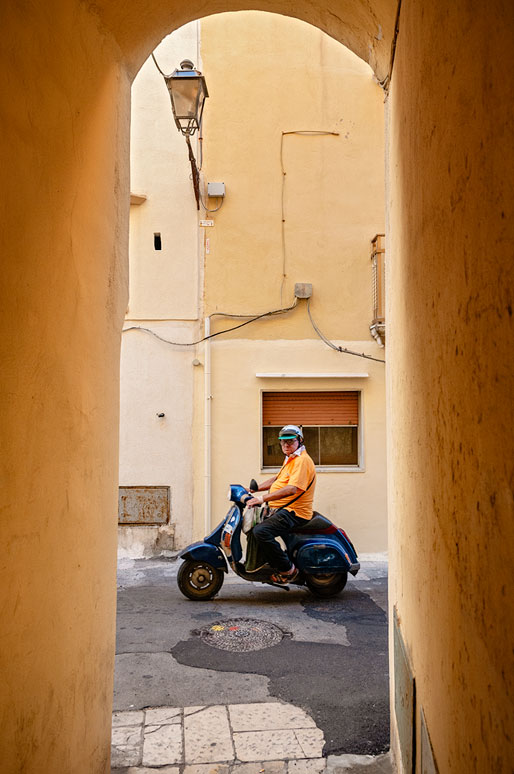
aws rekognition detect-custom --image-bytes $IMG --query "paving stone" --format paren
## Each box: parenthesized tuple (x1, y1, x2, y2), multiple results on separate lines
(145, 707, 181, 725)
(112, 710, 144, 728)
(111, 736, 143, 769)
(229, 703, 316, 732)
(185, 705, 206, 716)
(111, 721, 144, 768)
(183, 765, 231, 774)
(233, 730, 305, 762)
(294, 729, 324, 758)
(288, 758, 326, 774)
(114, 768, 179, 773)
(325, 753, 392, 773)
(112, 727, 144, 747)
(231, 761, 287, 773)
(184, 705, 235, 763)
(142, 723, 183, 766)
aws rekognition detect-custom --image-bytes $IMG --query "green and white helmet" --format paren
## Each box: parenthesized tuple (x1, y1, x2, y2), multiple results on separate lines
(278, 424, 304, 443)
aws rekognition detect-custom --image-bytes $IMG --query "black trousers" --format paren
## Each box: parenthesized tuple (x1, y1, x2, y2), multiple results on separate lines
(252, 508, 307, 571)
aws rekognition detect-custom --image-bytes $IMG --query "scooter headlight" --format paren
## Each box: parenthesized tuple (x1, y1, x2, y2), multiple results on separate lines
(226, 487, 232, 501)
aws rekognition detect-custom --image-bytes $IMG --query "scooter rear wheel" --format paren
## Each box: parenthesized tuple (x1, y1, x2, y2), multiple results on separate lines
(306, 571, 347, 597)
(177, 560, 224, 600)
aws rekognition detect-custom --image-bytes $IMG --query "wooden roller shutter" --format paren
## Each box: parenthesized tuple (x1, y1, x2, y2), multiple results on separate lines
(262, 391, 359, 426)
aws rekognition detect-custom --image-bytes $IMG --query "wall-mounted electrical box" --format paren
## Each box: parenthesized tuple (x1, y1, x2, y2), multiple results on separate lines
(207, 182, 226, 197)
(294, 283, 313, 298)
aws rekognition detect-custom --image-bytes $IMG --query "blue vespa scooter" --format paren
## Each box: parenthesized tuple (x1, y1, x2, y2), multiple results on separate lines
(177, 480, 360, 600)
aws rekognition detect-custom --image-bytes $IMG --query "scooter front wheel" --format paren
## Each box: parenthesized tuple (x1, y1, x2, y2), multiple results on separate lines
(177, 560, 224, 600)
(305, 571, 347, 598)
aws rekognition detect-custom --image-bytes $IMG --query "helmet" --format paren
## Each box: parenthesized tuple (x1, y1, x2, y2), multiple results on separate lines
(278, 424, 304, 444)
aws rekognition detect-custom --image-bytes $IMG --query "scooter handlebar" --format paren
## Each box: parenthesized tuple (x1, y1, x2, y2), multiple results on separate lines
(228, 484, 254, 504)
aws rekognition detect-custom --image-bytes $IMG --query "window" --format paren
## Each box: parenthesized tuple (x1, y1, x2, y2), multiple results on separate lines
(262, 391, 360, 468)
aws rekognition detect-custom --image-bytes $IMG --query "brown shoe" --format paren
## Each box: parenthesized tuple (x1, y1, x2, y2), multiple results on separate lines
(270, 564, 298, 584)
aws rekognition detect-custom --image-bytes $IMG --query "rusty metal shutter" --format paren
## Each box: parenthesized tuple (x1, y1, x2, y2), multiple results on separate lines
(262, 391, 359, 426)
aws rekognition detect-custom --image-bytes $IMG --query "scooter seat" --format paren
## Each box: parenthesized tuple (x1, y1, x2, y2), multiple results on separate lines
(293, 511, 334, 533)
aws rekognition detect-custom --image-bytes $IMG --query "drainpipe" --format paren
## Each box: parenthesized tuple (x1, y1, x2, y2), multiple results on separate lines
(204, 315, 212, 536)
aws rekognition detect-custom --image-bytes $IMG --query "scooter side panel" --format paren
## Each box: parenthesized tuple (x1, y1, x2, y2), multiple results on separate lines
(179, 542, 228, 571)
(293, 538, 360, 575)
(204, 522, 225, 545)
(337, 528, 359, 563)
(220, 505, 244, 563)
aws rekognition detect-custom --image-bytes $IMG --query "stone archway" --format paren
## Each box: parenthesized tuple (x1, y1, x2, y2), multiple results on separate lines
(1, 0, 513, 772)
(103, 0, 397, 83)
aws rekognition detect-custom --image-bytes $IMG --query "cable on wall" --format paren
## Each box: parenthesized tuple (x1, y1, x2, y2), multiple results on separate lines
(280, 130, 339, 304)
(151, 52, 167, 77)
(307, 298, 386, 363)
(122, 298, 298, 347)
(198, 190, 224, 213)
(381, 0, 403, 93)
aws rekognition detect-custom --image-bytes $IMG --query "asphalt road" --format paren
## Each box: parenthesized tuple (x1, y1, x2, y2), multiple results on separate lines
(114, 555, 389, 758)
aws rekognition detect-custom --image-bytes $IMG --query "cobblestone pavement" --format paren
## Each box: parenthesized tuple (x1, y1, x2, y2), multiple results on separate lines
(112, 701, 323, 769)
(111, 702, 392, 773)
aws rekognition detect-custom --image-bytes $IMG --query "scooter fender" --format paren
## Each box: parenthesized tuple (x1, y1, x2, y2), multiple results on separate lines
(179, 542, 228, 572)
(295, 538, 360, 576)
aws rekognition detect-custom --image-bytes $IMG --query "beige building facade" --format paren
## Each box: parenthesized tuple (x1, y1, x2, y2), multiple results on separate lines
(120, 13, 387, 556)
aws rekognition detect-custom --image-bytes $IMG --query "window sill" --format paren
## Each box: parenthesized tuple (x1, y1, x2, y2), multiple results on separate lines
(261, 466, 365, 474)
(130, 192, 147, 205)
(256, 373, 369, 378)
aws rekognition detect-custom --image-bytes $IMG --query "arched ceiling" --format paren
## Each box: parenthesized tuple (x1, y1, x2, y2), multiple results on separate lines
(93, 0, 398, 84)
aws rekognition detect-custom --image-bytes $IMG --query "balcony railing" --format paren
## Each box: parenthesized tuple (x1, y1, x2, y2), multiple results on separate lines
(370, 233, 385, 346)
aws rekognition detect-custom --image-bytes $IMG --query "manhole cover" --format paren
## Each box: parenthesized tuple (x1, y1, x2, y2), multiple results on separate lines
(196, 618, 290, 652)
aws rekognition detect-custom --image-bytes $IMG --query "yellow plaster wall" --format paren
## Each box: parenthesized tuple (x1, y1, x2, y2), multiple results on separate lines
(201, 12, 385, 341)
(1, 2, 390, 772)
(387, 0, 514, 770)
(2, 0, 513, 771)
(206, 339, 387, 552)
(0, 3, 129, 772)
(193, 12, 387, 553)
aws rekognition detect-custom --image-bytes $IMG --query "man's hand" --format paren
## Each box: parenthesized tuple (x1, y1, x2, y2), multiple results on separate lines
(246, 496, 263, 508)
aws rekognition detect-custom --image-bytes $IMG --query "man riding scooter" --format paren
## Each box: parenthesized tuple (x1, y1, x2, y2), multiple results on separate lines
(177, 423, 359, 599)
(246, 425, 316, 584)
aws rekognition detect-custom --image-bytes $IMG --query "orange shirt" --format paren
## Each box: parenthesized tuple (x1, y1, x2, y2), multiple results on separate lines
(269, 449, 316, 519)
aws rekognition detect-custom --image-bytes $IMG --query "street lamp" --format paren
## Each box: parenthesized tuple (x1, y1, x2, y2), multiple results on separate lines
(152, 56, 209, 209)
(164, 59, 209, 137)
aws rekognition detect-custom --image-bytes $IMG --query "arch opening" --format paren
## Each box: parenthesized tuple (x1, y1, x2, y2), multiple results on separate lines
(117, 9, 389, 761)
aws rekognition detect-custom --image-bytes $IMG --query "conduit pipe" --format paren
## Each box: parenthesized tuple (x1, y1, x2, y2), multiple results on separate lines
(204, 315, 212, 535)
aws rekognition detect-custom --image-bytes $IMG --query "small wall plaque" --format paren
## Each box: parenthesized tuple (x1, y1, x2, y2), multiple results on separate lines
(118, 486, 170, 525)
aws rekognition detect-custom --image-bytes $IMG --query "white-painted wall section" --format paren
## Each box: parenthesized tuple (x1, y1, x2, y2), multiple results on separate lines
(119, 324, 197, 550)
(128, 23, 201, 320)
(120, 24, 202, 554)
